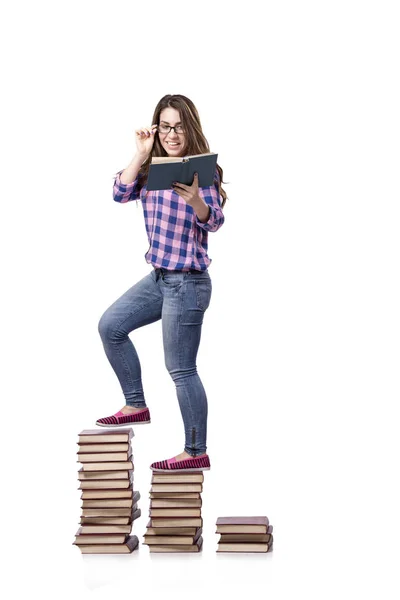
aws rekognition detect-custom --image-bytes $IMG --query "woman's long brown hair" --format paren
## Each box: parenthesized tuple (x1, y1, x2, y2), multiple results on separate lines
(127, 94, 228, 208)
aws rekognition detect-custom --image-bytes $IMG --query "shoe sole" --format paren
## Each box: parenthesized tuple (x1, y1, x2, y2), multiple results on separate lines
(150, 466, 210, 472)
(96, 420, 151, 428)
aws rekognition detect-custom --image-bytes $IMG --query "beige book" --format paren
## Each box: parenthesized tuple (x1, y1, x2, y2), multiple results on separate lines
(81, 460, 133, 472)
(81, 489, 133, 500)
(74, 529, 128, 545)
(78, 451, 131, 463)
(150, 517, 202, 528)
(149, 492, 200, 499)
(81, 507, 133, 517)
(148, 537, 203, 552)
(143, 528, 202, 546)
(217, 542, 272, 553)
(82, 498, 134, 508)
(77, 442, 130, 452)
(80, 478, 133, 489)
(150, 498, 201, 508)
(75, 535, 139, 554)
(149, 508, 201, 518)
(79, 524, 133, 534)
(151, 483, 202, 493)
(78, 469, 133, 479)
(78, 429, 134, 444)
(80, 507, 140, 526)
(151, 473, 204, 484)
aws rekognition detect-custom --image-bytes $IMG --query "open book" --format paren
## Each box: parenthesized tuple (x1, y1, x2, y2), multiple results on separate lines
(147, 152, 218, 191)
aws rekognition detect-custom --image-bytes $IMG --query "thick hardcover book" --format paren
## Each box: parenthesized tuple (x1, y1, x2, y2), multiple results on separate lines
(77, 442, 130, 453)
(78, 429, 134, 444)
(216, 516, 270, 534)
(145, 520, 197, 536)
(81, 458, 133, 472)
(149, 492, 200, 499)
(79, 477, 133, 490)
(80, 507, 141, 526)
(78, 468, 133, 480)
(151, 473, 204, 484)
(217, 540, 273, 553)
(81, 507, 135, 517)
(82, 498, 135, 508)
(78, 450, 132, 463)
(150, 498, 202, 508)
(143, 527, 202, 546)
(218, 533, 273, 543)
(75, 534, 139, 554)
(79, 523, 133, 535)
(149, 508, 201, 518)
(148, 537, 203, 553)
(81, 488, 134, 500)
(74, 529, 128, 545)
(151, 483, 202, 493)
(150, 517, 202, 528)
(147, 152, 218, 191)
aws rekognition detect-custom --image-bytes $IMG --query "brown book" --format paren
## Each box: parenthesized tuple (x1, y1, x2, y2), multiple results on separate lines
(149, 492, 201, 499)
(151, 483, 202, 493)
(74, 528, 128, 545)
(78, 468, 133, 481)
(79, 523, 133, 535)
(79, 476, 133, 490)
(149, 508, 201, 518)
(75, 534, 139, 554)
(81, 507, 134, 517)
(80, 507, 141, 526)
(78, 442, 130, 453)
(82, 498, 135, 508)
(78, 450, 132, 463)
(143, 527, 202, 546)
(150, 498, 202, 508)
(78, 429, 134, 444)
(145, 520, 197, 536)
(217, 541, 273, 553)
(81, 488, 134, 500)
(151, 473, 204, 484)
(148, 536, 203, 553)
(216, 516, 270, 534)
(218, 533, 273, 543)
(81, 459, 133, 472)
(150, 517, 202, 528)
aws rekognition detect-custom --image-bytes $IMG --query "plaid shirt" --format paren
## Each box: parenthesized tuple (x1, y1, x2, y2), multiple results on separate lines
(113, 168, 225, 271)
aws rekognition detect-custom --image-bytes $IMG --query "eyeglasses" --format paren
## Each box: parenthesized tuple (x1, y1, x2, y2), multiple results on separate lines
(157, 124, 185, 134)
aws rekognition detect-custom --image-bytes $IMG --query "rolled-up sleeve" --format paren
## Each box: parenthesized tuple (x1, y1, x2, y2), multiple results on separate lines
(195, 170, 225, 232)
(113, 170, 142, 203)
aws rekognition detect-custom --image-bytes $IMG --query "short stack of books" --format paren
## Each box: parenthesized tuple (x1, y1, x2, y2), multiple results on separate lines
(143, 471, 204, 552)
(216, 516, 273, 553)
(73, 428, 141, 554)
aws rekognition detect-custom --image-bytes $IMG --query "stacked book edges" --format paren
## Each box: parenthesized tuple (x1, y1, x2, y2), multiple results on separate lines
(73, 428, 140, 554)
(216, 517, 274, 553)
(143, 471, 205, 552)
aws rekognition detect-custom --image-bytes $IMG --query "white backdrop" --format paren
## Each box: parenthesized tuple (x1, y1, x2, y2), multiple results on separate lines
(2, 1, 399, 598)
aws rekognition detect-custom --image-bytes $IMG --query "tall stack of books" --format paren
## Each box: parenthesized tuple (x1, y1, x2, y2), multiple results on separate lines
(73, 428, 141, 554)
(216, 516, 274, 553)
(143, 471, 204, 552)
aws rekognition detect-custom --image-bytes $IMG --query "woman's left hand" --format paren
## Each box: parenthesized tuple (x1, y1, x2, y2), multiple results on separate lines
(172, 173, 201, 206)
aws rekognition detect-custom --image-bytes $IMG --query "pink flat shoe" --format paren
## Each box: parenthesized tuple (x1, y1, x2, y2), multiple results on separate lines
(150, 453, 210, 472)
(96, 408, 151, 428)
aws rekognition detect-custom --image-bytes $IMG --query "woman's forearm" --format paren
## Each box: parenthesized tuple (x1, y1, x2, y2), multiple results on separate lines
(120, 153, 147, 184)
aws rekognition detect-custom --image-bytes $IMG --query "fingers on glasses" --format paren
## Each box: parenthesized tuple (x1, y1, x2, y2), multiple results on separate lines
(136, 125, 158, 138)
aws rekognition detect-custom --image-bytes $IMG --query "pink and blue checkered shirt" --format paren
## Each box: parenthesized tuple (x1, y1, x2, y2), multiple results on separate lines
(113, 168, 225, 271)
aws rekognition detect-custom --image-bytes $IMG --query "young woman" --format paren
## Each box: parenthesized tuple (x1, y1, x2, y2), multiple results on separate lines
(96, 94, 227, 472)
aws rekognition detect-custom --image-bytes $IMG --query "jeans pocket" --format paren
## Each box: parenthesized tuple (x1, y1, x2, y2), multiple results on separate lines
(194, 279, 212, 311)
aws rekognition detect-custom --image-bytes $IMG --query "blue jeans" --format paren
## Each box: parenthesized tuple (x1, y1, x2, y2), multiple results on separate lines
(98, 267, 212, 457)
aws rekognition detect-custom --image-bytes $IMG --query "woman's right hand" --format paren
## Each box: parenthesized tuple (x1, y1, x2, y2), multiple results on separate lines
(135, 124, 158, 158)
